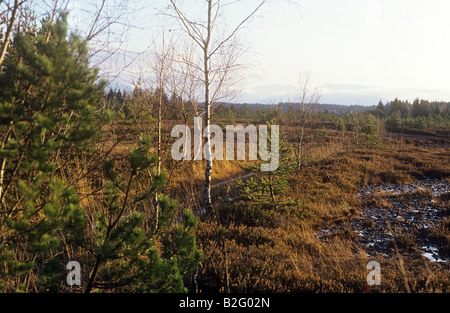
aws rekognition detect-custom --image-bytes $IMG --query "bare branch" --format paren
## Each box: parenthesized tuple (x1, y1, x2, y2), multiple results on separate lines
(168, 0, 205, 48)
(209, 0, 267, 57)
(86, 0, 106, 41)
(0, 0, 21, 70)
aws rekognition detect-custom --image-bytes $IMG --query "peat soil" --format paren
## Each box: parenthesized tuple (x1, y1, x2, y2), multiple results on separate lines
(319, 178, 450, 264)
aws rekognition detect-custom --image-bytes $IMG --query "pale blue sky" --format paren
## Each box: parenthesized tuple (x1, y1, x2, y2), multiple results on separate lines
(68, 0, 450, 105)
(237, 0, 450, 105)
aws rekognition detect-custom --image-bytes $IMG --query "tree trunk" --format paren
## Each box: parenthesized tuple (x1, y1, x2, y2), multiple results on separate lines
(203, 0, 213, 208)
(297, 125, 304, 170)
(154, 87, 162, 232)
(0, 0, 20, 72)
(0, 155, 6, 204)
(167, 0, 268, 209)
(0, 128, 12, 204)
(157, 91, 162, 175)
(297, 98, 305, 170)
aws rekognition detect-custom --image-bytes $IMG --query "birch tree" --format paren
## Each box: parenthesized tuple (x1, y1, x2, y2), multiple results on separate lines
(146, 32, 176, 231)
(296, 72, 321, 169)
(166, 0, 269, 209)
(0, 0, 21, 70)
(151, 34, 175, 177)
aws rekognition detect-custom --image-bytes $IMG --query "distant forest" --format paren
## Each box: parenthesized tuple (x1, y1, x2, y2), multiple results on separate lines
(104, 88, 449, 115)
(104, 88, 450, 135)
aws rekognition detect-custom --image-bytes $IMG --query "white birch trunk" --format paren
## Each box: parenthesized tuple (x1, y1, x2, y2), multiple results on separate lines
(203, 0, 213, 208)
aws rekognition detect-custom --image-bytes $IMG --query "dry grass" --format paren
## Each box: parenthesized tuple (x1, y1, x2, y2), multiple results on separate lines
(186, 129, 450, 293)
(68, 119, 450, 293)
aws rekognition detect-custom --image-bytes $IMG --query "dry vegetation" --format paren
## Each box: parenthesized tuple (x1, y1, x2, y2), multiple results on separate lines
(193, 140, 449, 292)
(98, 115, 449, 293)
(2, 1, 449, 295)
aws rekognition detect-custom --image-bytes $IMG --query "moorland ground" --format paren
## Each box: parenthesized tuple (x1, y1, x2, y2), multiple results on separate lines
(101, 111, 449, 293)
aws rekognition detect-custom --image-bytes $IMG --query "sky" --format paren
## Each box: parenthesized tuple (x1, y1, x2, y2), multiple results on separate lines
(68, 0, 450, 106)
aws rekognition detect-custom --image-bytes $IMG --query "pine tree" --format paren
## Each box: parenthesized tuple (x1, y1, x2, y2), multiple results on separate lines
(237, 122, 297, 209)
(375, 100, 386, 118)
(361, 114, 383, 148)
(0, 12, 202, 293)
(385, 110, 402, 132)
(85, 136, 203, 293)
(0, 13, 107, 292)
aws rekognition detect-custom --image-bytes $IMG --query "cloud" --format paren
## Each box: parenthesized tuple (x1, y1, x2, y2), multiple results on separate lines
(318, 83, 383, 105)
(321, 83, 380, 92)
(236, 83, 383, 105)
(238, 84, 298, 104)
